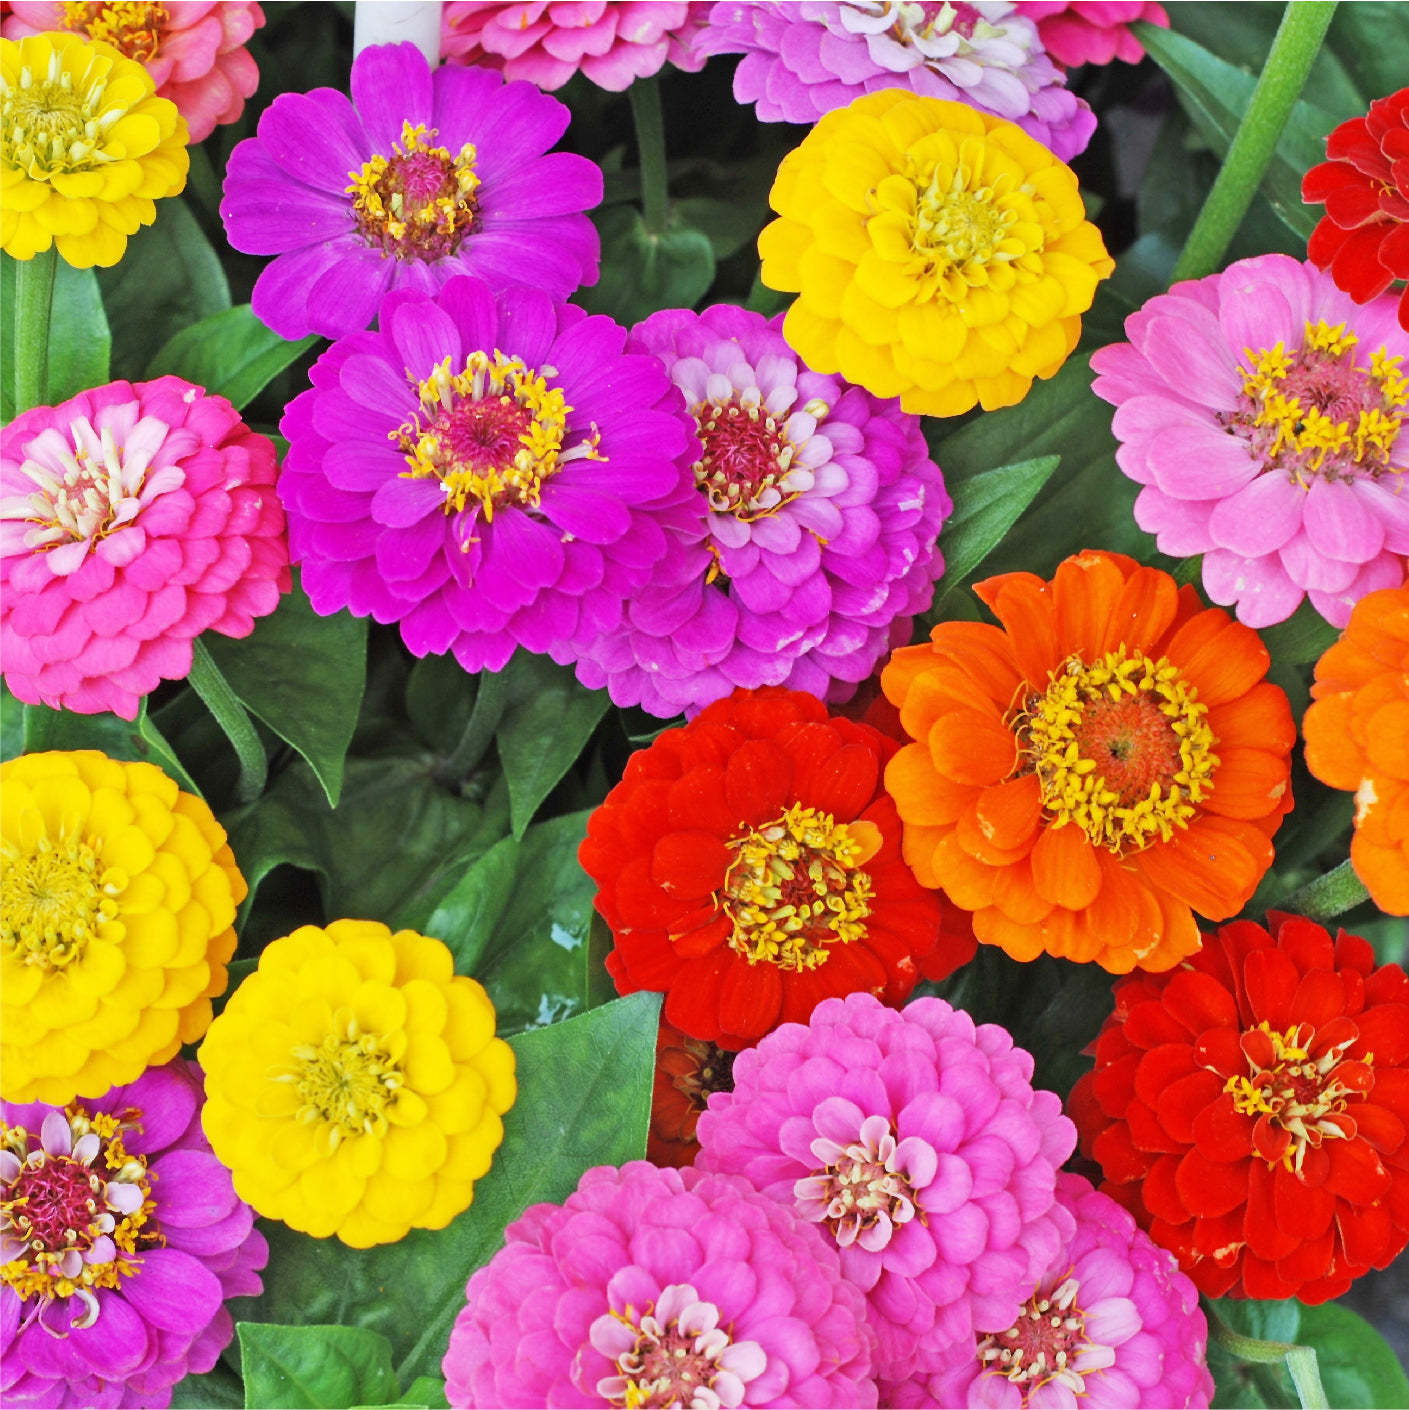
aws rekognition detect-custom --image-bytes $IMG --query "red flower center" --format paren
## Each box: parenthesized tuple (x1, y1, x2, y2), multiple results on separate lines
(692, 397, 801, 521)
(977, 1277, 1089, 1395)
(61, 1, 167, 63)
(436, 396, 536, 478)
(8, 1156, 100, 1252)
(1070, 694, 1186, 810)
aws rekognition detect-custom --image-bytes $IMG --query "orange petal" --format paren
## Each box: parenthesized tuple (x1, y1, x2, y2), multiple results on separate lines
(1136, 816, 1268, 919)
(973, 773, 1043, 852)
(974, 905, 1047, 962)
(1102, 565, 1180, 657)
(932, 828, 1000, 910)
(1030, 822, 1102, 909)
(992, 854, 1056, 924)
(982, 574, 1060, 687)
(896, 665, 974, 746)
(1352, 832, 1409, 915)
(929, 709, 1018, 787)
(885, 744, 978, 825)
(1053, 552, 1127, 662)
(1366, 700, 1409, 780)
(1079, 853, 1166, 973)
(1203, 748, 1291, 821)
(900, 821, 951, 889)
(1168, 609, 1270, 708)
(928, 621, 1023, 702)
(881, 642, 937, 711)
(1209, 683, 1296, 755)
(956, 798, 1034, 867)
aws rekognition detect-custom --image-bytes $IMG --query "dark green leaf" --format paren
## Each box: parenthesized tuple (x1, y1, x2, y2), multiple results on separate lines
(48, 260, 112, 405)
(405, 653, 477, 756)
(1, 684, 24, 763)
(1259, 599, 1340, 667)
(1324, 2, 1409, 107)
(1296, 1302, 1409, 1409)
(1, 253, 14, 422)
(19, 699, 195, 792)
(237, 1323, 399, 1410)
(168, 1359, 246, 1409)
(673, 196, 765, 260)
(388, 1378, 449, 1410)
(578, 206, 715, 327)
(137, 702, 203, 795)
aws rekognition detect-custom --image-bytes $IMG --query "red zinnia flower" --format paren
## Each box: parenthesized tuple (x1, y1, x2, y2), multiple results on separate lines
(580, 687, 966, 1049)
(1068, 913, 1409, 1303)
(647, 1019, 737, 1168)
(1303, 87, 1409, 331)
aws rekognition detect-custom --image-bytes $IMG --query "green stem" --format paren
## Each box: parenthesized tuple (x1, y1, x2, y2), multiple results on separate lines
(1204, 1304, 1330, 1410)
(1169, 0, 1339, 283)
(13, 246, 58, 413)
(629, 75, 669, 234)
(1285, 858, 1370, 921)
(187, 639, 267, 804)
(434, 666, 510, 786)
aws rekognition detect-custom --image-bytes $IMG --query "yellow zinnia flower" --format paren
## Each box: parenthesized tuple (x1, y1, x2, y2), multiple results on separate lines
(198, 919, 517, 1248)
(759, 90, 1114, 416)
(1, 750, 245, 1105)
(1, 30, 189, 267)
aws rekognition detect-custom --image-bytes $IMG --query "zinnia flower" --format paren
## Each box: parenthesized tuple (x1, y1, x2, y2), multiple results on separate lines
(579, 687, 966, 1050)
(1304, 88, 1409, 333)
(696, 992, 1076, 1380)
(441, 0, 709, 90)
(759, 90, 1113, 416)
(1017, 2, 1169, 68)
(4, 2, 264, 143)
(198, 919, 516, 1248)
(278, 275, 698, 675)
(2, 1060, 268, 1410)
(1091, 252, 1409, 629)
(0, 31, 188, 267)
(443, 1160, 877, 1409)
(219, 42, 602, 342)
(1068, 913, 1409, 1303)
(647, 1019, 737, 1168)
(881, 550, 1295, 974)
(1303, 583, 1409, 915)
(1, 751, 245, 1107)
(696, 1, 1095, 161)
(1, 376, 290, 720)
(882, 1173, 1213, 1409)
(572, 304, 950, 716)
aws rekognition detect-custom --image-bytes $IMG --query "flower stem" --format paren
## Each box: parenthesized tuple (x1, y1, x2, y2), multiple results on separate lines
(1203, 1303, 1329, 1410)
(629, 75, 669, 234)
(187, 639, 268, 804)
(434, 665, 510, 787)
(13, 246, 58, 413)
(1285, 858, 1370, 921)
(1169, 0, 1339, 283)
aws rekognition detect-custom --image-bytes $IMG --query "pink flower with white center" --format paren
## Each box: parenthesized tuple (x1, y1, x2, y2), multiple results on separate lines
(1091, 253, 1409, 628)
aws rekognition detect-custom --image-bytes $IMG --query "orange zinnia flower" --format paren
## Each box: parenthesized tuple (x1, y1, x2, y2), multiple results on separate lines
(647, 1019, 737, 1168)
(881, 551, 1295, 973)
(1303, 584, 1409, 915)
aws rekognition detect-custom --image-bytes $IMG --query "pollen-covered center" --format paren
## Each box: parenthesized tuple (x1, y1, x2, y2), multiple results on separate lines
(692, 394, 805, 520)
(60, 2, 167, 63)
(281, 1015, 407, 1144)
(671, 1036, 737, 1118)
(348, 120, 481, 262)
(795, 1113, 923, 1252)
(1, 43, 129, 179)
(1, 832, 126, 971)
(1021, 650, 1218, 853)
(721, 804, 881, 971)
(977, 1276, 1090, 1395)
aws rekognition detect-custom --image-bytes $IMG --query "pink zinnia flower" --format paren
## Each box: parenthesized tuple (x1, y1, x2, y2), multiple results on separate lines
(1016, 2, 1168, 68)
(1, 377, 289, 719)
(443, 1161, 876, 1408)
(3, 2, 264, 144)
(441, 1, 709, 91)
(1091, 253, 1409, 628)
(695, 993, 1076, 1382)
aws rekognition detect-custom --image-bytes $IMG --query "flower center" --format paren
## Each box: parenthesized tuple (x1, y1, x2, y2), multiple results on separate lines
(1234, 320, 1405, 484)
(720, 804, 881, 971)
(842, 1, 1011, 57)
(60, 2, 166, 63)
(692, 395, 805, 521)
(1, 43, 127, 179)
(281, 1015, 407, 1144)
(672, 1038, 736, 1117)
(0, 832, 126, 971)
(977, 1276, 1090, 1397)
(795, 1113, 923, 1252)
(1225, 1019, 1373, 1174)
(347, 120, 480, 262)
(1020, 650, 1219, 854)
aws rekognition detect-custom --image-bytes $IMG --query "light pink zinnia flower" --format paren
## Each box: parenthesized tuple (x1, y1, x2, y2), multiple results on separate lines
(1016, 2, 1169, 68)
(443, 1161, 877, 1408)
(1, 377, 289, 719)
(1091, 253, 1409, 628)
(882, 1173, 1215, 1409)
(3, 2, 264, 144)
(441, 1, 709, 91)
(695, 993, 1076, 1382)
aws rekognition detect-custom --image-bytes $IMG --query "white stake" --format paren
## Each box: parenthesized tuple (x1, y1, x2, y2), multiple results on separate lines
(353, 0, 443, 62)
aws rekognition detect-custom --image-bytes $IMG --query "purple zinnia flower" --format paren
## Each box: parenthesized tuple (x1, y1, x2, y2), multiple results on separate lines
(1, 1061, 268, 1410)
(695, 993, 1076, 1382)
(882, 1174, 1215, 1409)
(279, 275, 699, 673)
(220, 41, 602, 341)
(694, 1, 1095, 161)
(570, 305, 949, 716)
(442, 1161, 877, 1408)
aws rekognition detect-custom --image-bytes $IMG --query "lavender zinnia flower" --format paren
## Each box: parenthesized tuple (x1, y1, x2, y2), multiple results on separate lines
(696, 993, 1076, 1382)
(279, 275, 699, 674)
(1, 1061, 268, 1410)
(220, 41, 602, 340)
(694, 1, 1095, 161)
(571, 305, 949, 716)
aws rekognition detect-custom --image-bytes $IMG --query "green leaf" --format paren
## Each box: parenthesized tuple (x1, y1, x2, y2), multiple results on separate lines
(1259, 599, 1339, 667)
(145, 305, 318, 411)
(1324, 2, 1409, 107)
(237, 1323, 399, 1410)
(1, 684, 24, 763)
(202, 574, 367, 807)
(672, 196, 765, 260)
(20, 699, 198, 794)
(137, 702, 203, 795)
(168, 1360, 246, 1409)
(405, 653, 477, 756)
(1297, 1302, 1409, 1409)
(383, 1377, 449, 1410)
(578, 205, 715, 327)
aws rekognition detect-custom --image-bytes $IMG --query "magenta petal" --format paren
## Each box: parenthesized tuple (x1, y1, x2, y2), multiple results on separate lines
(1301, 478, 1385, 563)
(1146, 424, 1259, 500)
(1139, 315, 1242, 407)
(1206, 472, 1306, 556)
(370, 475, 445, 528)
(120, 1248, 224, 1333)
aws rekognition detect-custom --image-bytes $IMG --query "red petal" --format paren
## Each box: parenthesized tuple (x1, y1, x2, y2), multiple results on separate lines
(1176, 1148, 1248, 1217)
(1303, 158, 1378, 206)
(1195, 1026, 1247, 1079)
(1324, 1137, 1391, 1205)
(1092, 1051, 1140, 1118)
(664, 950, 732, 1044)
(716, 957, 782, 1044)
(1275, 916, 1336, 970)
(1353, 1102, 1407, 1154)
(1134, 1042, 1198, 1109)
(1127, 1097, 1183, 1154)
(1142, 1153, 1187, 1225)
(1243, 947, 1300, 1028)
(1351, 1004, 1409, 1065)
(1309, 214, 1354, 269)
(1192, 1093, 1254, 1163)
(1292, 969, 1348, 1029)
(1162, 970, 1240, 1035)
(1252, 1114, 1291, 1166)
(1162, 1070, 1224, 1144)
(1275, 1160, 1334, 1240)
(788, 732, 879, 819)
(1325, 180, 1390, 229)
(1273, 1227, 1336, 1288)
(1241, 1252, 1301, 1300)
(651, 832, 732, 899)
(1246, 1160, 1300, 1260)
(1331, 222, 1396, 302)
(667, 766, 739, 836)
(616, 854, 680, 928)
(1125, 999, 1190, 1050)
(1093, 1121, 1153, 1183)
(724, 740, 791, 827)
(1335, 1199, 1396, 1269)
(1325, 116, 1392, 176)
(672, 913, 729, 960)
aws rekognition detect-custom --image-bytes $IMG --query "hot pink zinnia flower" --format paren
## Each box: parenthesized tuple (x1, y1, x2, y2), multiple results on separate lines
(882, 1173, 1214, 1409)
(1016, 2, 1168, 68)
(695, 993, 1076, 1383)
(443, 1161, 876, 1408)
(1091, 253, 1409, 628)
(3, 2, 264, 144)
(441, 1, 709, 91)
(1, 377, 290, 719)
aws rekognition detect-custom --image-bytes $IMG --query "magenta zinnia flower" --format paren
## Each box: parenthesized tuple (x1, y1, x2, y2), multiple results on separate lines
(1092, 253, 1409, 628)
(1, 1061, 268, 1410)
(279, 275, 699, 674)
(220, 41, 602, 342)
(695, 993, 1076, 1382)
(571, 305, 949, 716)
(1, 377, 289, 719)
(694, 1, 1094, 161)
(443, 1161, 876, 1408)
(883, 1174, 1214, 1409)
(441, 1, 709, 91)
(1017, 2, 1169, 68)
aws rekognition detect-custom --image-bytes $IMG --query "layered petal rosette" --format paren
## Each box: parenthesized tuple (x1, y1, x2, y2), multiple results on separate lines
(1018, 2, 1169, 68)
(220, 42, 602, 341)
(1092, 253, 1409, 628)
(1, 377, 289, 719)
(573, 305, 950, 715)
(278, 275, 699, 674)
(2, 1061, 268, 1410)
(443, 1161, 876, 1408)
(696, 992, 1076, 1381)
(647, 1019, 737, 1168)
